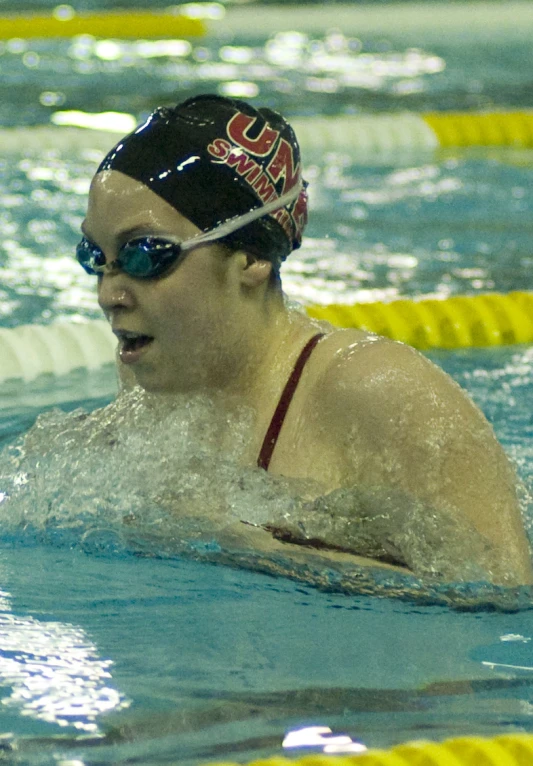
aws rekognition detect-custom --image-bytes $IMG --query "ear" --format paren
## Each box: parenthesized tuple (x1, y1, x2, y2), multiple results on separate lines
(240, 258, 273, 288)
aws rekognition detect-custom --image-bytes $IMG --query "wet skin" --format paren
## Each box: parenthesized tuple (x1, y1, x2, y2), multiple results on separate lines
(82, 170, 533, 586)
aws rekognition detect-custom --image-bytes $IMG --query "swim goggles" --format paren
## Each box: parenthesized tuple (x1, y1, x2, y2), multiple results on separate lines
(76, 182, 302, 279)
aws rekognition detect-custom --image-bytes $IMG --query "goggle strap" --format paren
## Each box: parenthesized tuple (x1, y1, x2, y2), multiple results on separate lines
(179, 182, 303, 253)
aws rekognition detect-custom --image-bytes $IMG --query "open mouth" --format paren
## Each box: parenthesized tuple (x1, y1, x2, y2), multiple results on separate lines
(120, 334, 153, 353)
(116, 331, 155, 362)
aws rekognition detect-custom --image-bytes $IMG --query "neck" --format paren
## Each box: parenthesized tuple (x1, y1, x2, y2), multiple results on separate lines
(217, 298, 316, 415)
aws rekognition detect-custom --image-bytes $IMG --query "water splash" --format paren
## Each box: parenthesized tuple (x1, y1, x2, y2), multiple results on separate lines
(0, 387, 303, 551)
(0, 387, 531, 610)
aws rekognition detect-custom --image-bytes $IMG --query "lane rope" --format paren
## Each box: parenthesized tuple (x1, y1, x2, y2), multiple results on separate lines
(2, 112, 533, 156)
(203, 733, 533, 766)
(0, 320, 116, 383)
(1, 292, 531, 384)
(307, 291, 533, 350)
(292, 112, 533, 151)
(423, 112, 533, 149)
(0, 10, 205, 40)
(1, 3, 533, 40)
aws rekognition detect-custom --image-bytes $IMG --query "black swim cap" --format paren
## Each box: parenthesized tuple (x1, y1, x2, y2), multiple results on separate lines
(97, 94, 308, 269)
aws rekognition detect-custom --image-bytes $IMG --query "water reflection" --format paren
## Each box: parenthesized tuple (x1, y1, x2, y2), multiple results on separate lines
(0, 573, 128, 732)
(283, 725, 368, 754)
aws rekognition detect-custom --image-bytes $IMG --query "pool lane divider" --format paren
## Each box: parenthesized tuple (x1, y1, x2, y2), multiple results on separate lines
(1, 292, 532, 384)
(0, 10, 206, 40)
(307, 291, 533, 350)
(2, 113, 533, 157)
(0, 319, 116, 383)
(2, 2, 533, 40)
(291, 112, 533, 152)
(423, 111, 533, 149)
(204, 732, 533, 766)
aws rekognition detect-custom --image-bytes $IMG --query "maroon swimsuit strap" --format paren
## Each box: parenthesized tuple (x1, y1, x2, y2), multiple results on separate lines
(257, 333, 325, 471)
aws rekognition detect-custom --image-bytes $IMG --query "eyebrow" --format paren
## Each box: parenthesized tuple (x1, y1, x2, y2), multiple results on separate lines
(80, 222, 173, 245)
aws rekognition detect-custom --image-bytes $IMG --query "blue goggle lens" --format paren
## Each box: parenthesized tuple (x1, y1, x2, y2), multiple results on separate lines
(76, 238, 106, 274)
(76, 236, 183, 279)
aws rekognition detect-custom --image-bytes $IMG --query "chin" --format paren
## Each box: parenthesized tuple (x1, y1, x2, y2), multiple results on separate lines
(140, 382, 176, 395)
(138, 374, 193, 396)
(132, 362, 200, 396)
(130, 369, 173, 394)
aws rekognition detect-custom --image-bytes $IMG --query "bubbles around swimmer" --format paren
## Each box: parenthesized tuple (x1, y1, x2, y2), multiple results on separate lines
(0, 388, 307, 555)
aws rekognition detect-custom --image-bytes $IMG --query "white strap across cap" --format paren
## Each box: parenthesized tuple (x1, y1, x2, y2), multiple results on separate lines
(179, 181, 302, 253)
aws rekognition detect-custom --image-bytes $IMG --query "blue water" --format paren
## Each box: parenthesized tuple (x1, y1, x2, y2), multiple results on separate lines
(2, 544, 533, 765)
(1, 3, 533, 763)
(0, 6, 532, 125)
(1, 151, 531, 326)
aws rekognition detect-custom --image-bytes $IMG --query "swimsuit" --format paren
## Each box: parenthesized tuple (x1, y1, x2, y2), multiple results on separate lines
(257, 333, 325, 471)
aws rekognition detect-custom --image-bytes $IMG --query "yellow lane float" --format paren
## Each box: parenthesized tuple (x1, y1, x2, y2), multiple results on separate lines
(307, 292, 533, 349)
(0, 9, 206, 40)
(206, 732, 533, 766)
(0, 292, 531, 383)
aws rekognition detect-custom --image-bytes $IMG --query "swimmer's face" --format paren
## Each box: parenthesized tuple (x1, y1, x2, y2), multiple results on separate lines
(82, 170, 250, 393)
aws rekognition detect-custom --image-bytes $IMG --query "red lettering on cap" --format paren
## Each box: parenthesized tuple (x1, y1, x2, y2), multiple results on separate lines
(291, 188, 308, 242)
(226, 148, 257, 177)
(207, 138, 231, 160)
(274, 207, 293, 239)
(244, 164, 262, 184)
(227, 113, 280, 157)
(253, 172, 276, 203)
(267, 138, 299, 195)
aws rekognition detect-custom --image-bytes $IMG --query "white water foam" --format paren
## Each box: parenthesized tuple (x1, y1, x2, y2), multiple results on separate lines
(0, 386, 513, 591)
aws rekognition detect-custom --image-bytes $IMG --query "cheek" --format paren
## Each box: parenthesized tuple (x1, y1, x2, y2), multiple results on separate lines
(146, 256, 233, 344)
(150, 282, 217, 341)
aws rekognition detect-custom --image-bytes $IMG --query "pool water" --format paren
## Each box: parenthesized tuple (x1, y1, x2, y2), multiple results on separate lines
(1, 3, 533, 763)
(3, 544, 533, 766)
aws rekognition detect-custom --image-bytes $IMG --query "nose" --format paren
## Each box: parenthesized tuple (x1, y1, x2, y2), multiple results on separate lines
(97, 270, 136, 319)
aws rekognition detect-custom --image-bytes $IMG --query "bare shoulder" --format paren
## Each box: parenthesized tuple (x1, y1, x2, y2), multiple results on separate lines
(308, 328, 533, 584)
(311, 327, 507, 476)
(313, 329, 477, 428)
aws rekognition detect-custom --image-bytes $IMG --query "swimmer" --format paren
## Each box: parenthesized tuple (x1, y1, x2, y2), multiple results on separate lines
(78, 94, 532, 586)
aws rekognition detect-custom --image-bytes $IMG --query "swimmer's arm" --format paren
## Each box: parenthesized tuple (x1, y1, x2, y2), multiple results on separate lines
(220, 520, 409, 576)
(268, 483, 499, 582)
(322, 340, 533, 585)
